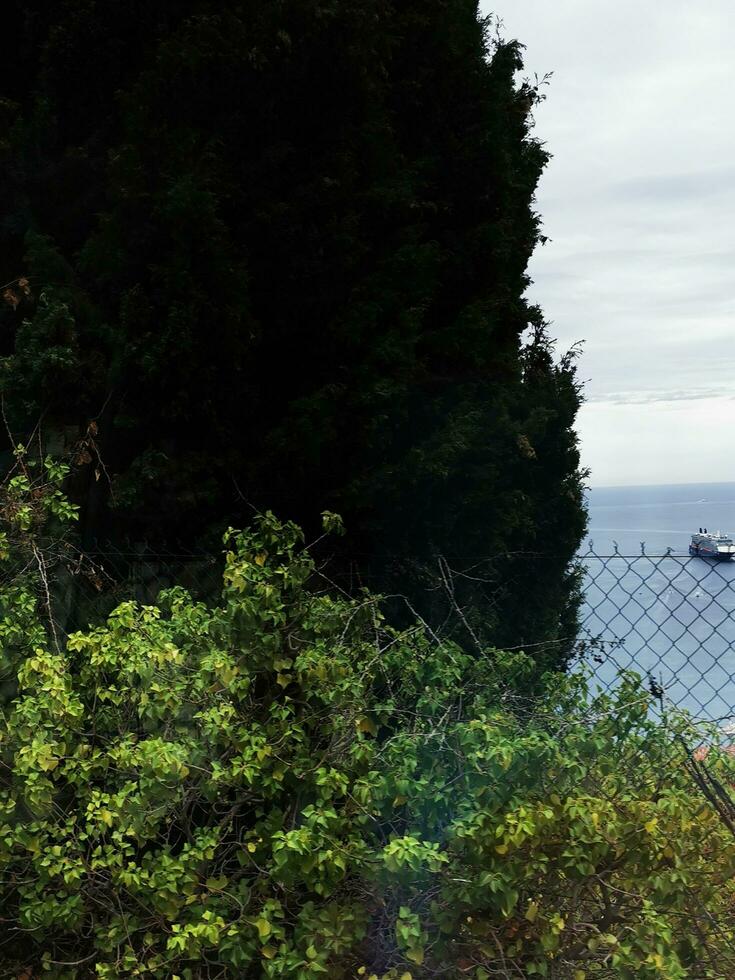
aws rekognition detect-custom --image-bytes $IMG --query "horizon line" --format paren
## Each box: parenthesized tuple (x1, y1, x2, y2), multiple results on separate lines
(589, 479, 735, 490)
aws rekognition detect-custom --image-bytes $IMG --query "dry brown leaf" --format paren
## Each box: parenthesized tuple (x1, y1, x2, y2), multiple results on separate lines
(2, 288, 19, 310)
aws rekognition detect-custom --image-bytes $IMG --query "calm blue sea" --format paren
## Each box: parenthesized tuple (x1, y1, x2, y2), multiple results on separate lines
(581, 483, 735, 722)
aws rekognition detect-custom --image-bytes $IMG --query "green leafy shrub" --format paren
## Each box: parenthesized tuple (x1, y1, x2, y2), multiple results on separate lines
(0, 510, 734, 977)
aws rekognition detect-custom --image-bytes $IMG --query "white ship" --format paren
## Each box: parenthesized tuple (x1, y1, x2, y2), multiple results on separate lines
(689, 529, 735, 561)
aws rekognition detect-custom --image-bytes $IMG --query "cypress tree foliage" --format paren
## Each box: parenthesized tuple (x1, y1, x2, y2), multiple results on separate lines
(0, 1, 587, 666)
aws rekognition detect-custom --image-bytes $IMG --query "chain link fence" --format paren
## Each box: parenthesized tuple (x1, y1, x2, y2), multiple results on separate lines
(579, 545, 735, 724)
(50, 542, 224, 637)
(46, 539, 735, 726)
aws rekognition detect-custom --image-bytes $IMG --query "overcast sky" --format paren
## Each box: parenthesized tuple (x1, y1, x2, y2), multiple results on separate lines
(484, 1, 735, 486)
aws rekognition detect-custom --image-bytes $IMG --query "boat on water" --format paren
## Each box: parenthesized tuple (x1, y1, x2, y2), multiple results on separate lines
(689, 529, 735, 561)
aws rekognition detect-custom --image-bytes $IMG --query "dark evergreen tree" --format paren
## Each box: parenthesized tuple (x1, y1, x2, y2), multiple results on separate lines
(0, 1, 587, 666)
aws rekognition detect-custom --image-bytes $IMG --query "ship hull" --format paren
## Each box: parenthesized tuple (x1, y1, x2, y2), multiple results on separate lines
(689, 545, 734, 561)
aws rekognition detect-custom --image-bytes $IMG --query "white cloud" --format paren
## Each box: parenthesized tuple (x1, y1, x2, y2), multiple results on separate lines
(577, 397, 735, 486)
(483, 2, 735, 484)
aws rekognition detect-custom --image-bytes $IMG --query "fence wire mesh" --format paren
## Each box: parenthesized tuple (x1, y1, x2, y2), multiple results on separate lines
(579, 545, 735, 724)
(47, 541, 224, 638)
(48, 540, 735, 726)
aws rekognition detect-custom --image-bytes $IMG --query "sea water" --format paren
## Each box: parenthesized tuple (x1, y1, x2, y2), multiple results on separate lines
(580, 482, 735, 722)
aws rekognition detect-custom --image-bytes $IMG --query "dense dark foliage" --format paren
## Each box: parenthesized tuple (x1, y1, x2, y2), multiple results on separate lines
(0, 0, 586, 664)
